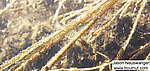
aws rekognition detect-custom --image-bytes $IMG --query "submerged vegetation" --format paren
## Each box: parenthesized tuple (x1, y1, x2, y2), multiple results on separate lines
(0, 0, 150, 71)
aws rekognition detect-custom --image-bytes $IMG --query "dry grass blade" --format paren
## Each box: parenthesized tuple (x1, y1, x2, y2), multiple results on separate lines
(59, 8, 85, 23)
(0, 0, 114, 70)
(0, 0, 17, 15)
(42, 19, 96, 71)
(89, 0, 132, 43)
(59, 0, 101, 24)
(41, 0, 118, 70)
(119, 0, 133, 18)
(52, 0, 66, 23)
(145, 51, 150, 60)
(10, 1, 43, 11)
(0, 0, 149, 71)
(115, 0, 148, 60)
(96, 51, 109, 60)
(48, 62, 111, 71)
(130, 42, 150, 59)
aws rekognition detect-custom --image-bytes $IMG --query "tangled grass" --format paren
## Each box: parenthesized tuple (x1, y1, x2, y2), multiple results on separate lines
(0, 0, 150, 71)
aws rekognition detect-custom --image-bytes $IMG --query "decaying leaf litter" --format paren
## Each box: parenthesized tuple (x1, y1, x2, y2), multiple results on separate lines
(0, 0, 150, 71)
